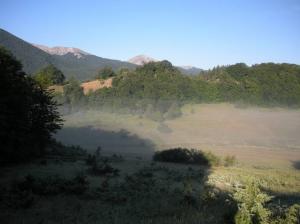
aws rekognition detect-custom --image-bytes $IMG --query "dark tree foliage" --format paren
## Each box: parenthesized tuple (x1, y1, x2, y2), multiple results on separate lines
(86, 61, 194, 119)
(63, 78, 85, 111)
(225, 63, 250, 79)
(82, 61, 300, 120)
(33, 64, 65, 88)
(0, 47, 63, 164)
(95, 66, 116, 79)
(153, 148, 211, 166)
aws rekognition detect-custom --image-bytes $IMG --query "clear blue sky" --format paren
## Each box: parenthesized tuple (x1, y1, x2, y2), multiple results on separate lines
(1, 0, 300, 69)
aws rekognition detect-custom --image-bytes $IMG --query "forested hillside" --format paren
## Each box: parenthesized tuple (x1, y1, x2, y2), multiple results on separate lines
(0, 29, 54, 74)
(0, 29, 136, 80)
(56, 60, 300, 122)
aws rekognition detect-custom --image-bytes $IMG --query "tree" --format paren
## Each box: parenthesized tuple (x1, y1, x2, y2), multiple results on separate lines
(63, 78, 85, 110)
(33, 64, 65, 88)
(95, 66, 116, 79)
(0, 47, 63, 163)
(234, 181, 271, 224)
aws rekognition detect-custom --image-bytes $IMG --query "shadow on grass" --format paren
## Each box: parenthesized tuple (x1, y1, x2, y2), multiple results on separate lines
(265, 189, 300, 208)
(55, 126, 155, 157)
(292, 160, 300, 170)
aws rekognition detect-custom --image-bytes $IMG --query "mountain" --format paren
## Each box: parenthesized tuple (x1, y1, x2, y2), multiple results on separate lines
(0, 29, 54, 75)
(178, 66, 203, 75)
(33, 44, 90, 58)
(128, 54, 202, 75)
(0, 28, 202, 79)
(128, 55, 157, 65)
(0, 29, 136, 80)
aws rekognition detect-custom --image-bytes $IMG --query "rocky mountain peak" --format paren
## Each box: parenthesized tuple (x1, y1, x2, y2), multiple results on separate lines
(33, 44, 90, 58)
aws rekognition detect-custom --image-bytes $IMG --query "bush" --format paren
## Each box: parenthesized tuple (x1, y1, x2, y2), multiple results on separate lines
(203, 151, 221, 166)
(62, 174, 89, 195)
(224, 155, 237, 167)
(48, 141, 87, 158)
(153, 148, 221, 166)
(283, 204, 300, 224)
(11, 174, 89, 196)
(273, 204, 300, 224)
(234, 180, 272, 224)
(86, 154, 97, 166)
(87, 160, 119, 176)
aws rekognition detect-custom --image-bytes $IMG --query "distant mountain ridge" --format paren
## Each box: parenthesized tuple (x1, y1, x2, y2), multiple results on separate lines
(128, 55, 157, 65)
(0, 29, 136, 80)
(33, 44, 90, 58)
(128, 54, 203, 75)
(178, 66, 203, 75)
(0, 28, 202, 79)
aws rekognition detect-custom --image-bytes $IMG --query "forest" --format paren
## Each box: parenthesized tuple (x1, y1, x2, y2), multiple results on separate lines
(45, 60, 300, 121)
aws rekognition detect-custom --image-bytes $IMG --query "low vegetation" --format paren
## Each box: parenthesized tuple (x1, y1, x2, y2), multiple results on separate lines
(153, 148, 236, 167)
(0, 148, 299, 223)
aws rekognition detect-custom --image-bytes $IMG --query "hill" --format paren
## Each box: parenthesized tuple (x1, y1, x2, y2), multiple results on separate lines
(128, 54, 203, 75)
(128, 55, 157, 65)
(178, 65, 203, 75)
(0, 29, 54, 74)
(0, 29, 136, 80)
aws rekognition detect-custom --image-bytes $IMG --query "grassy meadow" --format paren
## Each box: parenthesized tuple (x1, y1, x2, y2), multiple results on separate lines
(1, 103, 299, 223)
(56, 103, 300, 168)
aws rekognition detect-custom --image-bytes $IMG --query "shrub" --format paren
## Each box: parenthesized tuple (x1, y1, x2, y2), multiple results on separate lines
(153, 147, 221, 166)
(48, 141, 87, 158)
(284, 204, 300, 224)
(203, 151, 221, 166)
(234, 180, 272, 224)
(224, 155, 237, 167)
(153, 148, 193, 164)
(11, 174, 89, 196)
(62, 174, 89, 195)
(87, 160, 119, 176)
(273, 204, 300, 224)
(86, 154, 97, 166)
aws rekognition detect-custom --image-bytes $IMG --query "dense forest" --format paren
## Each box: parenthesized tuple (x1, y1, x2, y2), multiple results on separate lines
(53, 60, 300, 120)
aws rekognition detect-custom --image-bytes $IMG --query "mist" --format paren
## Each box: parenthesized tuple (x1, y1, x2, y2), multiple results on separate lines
(55, 103, 300, 168)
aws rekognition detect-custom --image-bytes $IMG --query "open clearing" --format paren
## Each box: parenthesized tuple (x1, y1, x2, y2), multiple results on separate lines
(56, 103, 300, 169)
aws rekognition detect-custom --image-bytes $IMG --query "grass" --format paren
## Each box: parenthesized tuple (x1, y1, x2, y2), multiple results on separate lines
(3, 103, 296, 223)
(0, 157, 225, 223)
(57, 103, 300, 169)
(0, 153, 299, 223)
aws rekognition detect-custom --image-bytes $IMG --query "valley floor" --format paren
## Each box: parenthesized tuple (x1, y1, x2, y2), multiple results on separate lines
(56, 103, 300, 169)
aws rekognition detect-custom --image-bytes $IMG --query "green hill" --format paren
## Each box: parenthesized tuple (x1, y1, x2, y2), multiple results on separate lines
(0, 29, 136, 80)
(0, 29, 54, 74)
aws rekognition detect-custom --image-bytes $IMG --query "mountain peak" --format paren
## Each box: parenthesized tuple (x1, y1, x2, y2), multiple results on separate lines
(128, 55, 157, 65)
(33, 44, 90, 58)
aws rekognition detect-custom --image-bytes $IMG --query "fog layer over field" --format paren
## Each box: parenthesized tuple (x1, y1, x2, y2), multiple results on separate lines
(56, 103, 300, 168)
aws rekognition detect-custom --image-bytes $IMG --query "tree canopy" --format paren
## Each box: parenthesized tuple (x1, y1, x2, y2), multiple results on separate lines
(95, 66, 116, 79)
(33, 64, 65, 88)
(69, 61, 300, 121)
(0, 47, 63, 164)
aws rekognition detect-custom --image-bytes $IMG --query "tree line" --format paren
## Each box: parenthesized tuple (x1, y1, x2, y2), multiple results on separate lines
(50, 60, 300, 121)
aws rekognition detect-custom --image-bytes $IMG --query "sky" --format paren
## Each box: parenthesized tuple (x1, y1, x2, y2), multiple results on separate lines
(1, 0, 300, 69)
